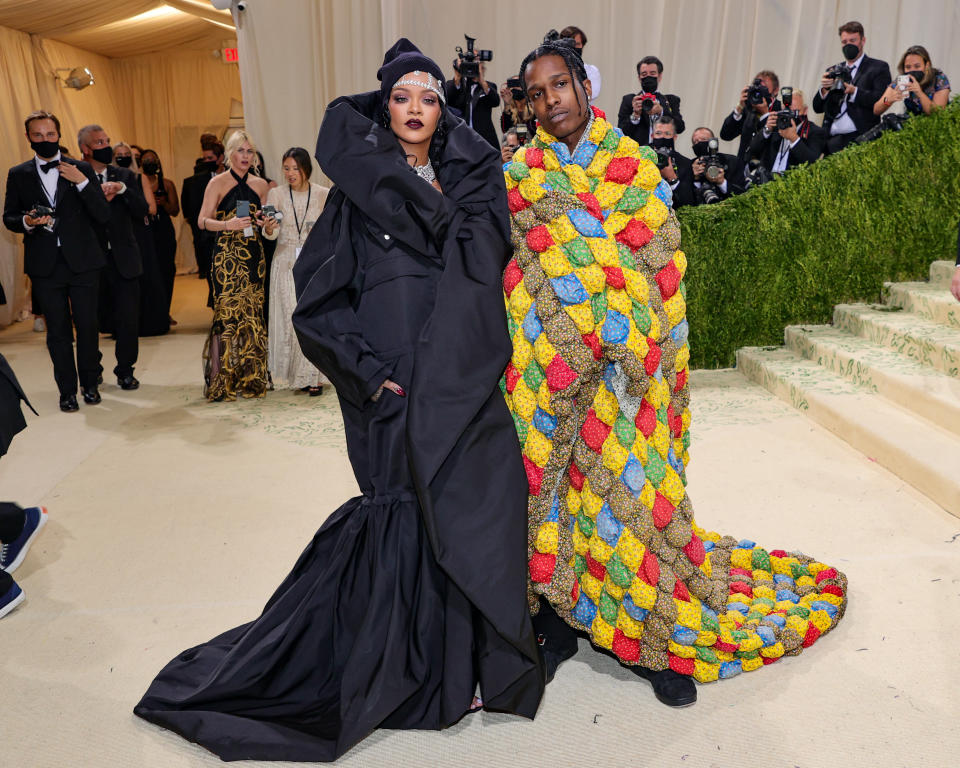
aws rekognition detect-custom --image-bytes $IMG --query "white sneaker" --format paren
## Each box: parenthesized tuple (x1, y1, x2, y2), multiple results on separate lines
(33, 317, 45, 332)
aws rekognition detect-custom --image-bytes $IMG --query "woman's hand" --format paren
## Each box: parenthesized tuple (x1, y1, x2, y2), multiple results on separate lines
(372, 379, 405, 401)
(225, 216, 252, 231)
(906, 75, 924, 96)
(256, 211, 278, 236)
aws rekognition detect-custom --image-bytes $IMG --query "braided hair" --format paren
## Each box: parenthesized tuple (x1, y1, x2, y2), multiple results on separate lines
(518, 30, 590, 119)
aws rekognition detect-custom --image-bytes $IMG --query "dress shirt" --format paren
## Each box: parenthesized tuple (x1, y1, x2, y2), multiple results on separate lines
(584, 63, 602, 102)
(24, 153, 89, 244)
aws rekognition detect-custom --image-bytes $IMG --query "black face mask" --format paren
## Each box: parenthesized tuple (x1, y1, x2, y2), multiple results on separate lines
(650, 137, 674, 151)
(640, 76, 659, 94)
(842, 43, 860, 61)
(201, 160, 219, 173)
(30, 139, 60, 159)
(115, 156, 133, 168)
(906, 70, 925, 85)
(692, 141, 710, 157)
(142, 161, 159, 176)
(92, 146, 113, 165)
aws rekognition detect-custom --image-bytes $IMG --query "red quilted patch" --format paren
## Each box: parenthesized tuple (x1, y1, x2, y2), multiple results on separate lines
(526, 225, 554, 253)
(604, 156, 640, 185)
(525, 147, 545, 169)
(571, 580, 579, 602)
(523, 455, 544, 496)
(673, 579, 690, 602)
(603, 266, 626, 289)
(635, 400, 657, 438)
(507, 187, 529, 213)
(730, 581, 754, 599)
(580, 409, 611, 453)
(529, 552, 556, 583)
(714, 639, 738, 653)
(576, 192, 603, 220)
(569, 462, 585, 491)
(770, 549, 788, 558)
(729, 567, 752, 578)
(503, 260, 523, 296)
(821, 584, 844, 598)
(802, 621, 822, 648)
(582, 332, 602, 360)
(639, 550, 660, 586)
(814, 567, 838, 584)
(586, 553, 606, 581)
(615, 218, 653, 251)
(505, 362, 521, 393)
(675, 367, 688, 391)
(656, 261, 681, 299)
(762, 655, 779, 665)
(545, 355, 579, 391)
(591, 105, 607, 120)
(612, 629, 640, 662)
(652, 492, 674, 529)
(683, 534, 705, 566)
(644, 339, 662, 375)
(668, 653, 695, 676)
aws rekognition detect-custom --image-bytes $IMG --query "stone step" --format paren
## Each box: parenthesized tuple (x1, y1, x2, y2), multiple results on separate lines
(737, 345, 960, 518)
(784, 324, 960, 438)
(883, 281, 960, 329)
(929, 260, 957, 288)
(833, 303, 960, 378)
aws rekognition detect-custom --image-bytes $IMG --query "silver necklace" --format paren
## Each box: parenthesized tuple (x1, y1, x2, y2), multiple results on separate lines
(413, 160, 436, 184)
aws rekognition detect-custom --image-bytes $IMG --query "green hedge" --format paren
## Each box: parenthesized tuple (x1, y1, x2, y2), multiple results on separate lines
(678, 99, 960, 369)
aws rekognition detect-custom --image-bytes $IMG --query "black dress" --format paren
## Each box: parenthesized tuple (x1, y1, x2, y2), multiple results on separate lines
(133, 92, 544, 762)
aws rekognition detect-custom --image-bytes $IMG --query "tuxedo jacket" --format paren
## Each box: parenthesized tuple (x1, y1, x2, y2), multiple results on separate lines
(664, 151, 696, 208)
(3, 156, 110, 278)
(617, 92, 685, 146)
(812, 55, 891, 135)
(97, 164, 148, 279)
(444, 78, 501, 150)
(748, 119, 826, 173)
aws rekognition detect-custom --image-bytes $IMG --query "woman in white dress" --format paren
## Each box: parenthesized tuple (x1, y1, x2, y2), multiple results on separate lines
(263, 148, 329, 394)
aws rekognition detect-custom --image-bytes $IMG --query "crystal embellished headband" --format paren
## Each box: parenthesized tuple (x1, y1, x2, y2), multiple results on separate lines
(391, 71, 444, 102)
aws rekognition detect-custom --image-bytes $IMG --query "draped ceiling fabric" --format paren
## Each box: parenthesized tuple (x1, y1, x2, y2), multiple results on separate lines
(236, 0, 960, 184)
(0, 0, 239, 325)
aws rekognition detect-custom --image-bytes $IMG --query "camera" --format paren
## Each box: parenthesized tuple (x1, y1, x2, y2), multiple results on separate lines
(825, 63, 852, 90)
(261, 205, 283, 222)
(31, 204, 55, 218)
(747, 78, 771, 106)
(516, 124, 529, 144)
(743, 158, 772, 190)
(236, 0, 247, 11)
(776, 86, 799, 130)
(637, 93, 657, 114)
(455, 35, 492, 80)
(654, 146, 672, 169)
(700, 138, 725, 183)
(855, 113, 909, 143)
(506, 77, 525, 101)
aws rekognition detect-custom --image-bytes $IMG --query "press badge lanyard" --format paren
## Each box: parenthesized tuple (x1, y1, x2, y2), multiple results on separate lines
(290, 185, 311, 243)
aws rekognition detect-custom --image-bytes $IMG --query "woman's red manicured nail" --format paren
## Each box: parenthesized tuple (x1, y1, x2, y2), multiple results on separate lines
(396, 387, 406, 397)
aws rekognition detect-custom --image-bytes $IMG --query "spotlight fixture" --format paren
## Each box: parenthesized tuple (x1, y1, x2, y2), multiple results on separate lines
(56, 67, 95, 90)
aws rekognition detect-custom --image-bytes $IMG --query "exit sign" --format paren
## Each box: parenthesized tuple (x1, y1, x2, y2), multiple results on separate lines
(223, 47, 239, 63)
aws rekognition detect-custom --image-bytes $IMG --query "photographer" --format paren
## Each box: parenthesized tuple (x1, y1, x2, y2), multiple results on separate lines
(812, 21, 890, 155)
(445, 38, 499, 150)
(501, 127, 523, 163)
(560, 26, 602, 102)
(875, 45, 951, 118)
(748, 89, 825, 176)
(720, 70, 781, 184)
(683, 127, 742, 204)
(617, 56, 684, 147)
(499, 80, 537, 138)
(650, 116, 695, 208)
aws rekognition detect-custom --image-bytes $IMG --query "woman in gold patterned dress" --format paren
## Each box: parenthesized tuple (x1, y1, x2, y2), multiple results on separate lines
(196, 131, 272, 400)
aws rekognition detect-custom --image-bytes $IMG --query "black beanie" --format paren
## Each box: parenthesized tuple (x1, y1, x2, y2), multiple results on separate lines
(377, 38, 445, 105)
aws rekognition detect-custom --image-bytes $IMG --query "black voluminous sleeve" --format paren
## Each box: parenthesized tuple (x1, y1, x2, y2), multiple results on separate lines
(316, 93, 458, 258)
(292, 188, 392, 408)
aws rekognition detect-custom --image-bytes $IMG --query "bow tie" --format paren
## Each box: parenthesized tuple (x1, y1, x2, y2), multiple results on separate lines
(40, 161, 60, 173)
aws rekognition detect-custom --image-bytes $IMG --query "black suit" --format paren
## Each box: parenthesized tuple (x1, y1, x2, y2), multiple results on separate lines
(617, 92, 685, 146)
(94, 164, 148, 379)
(662, 151, 696, 208)
(720, 100, 782, 185)
(3, 155, 109, 394)
(812, 54, 891, 154)
(181, 169, 215, 280)
(444, 78, 500, 150)
(678, 151, 743, 205)
(748, 118, 826, 175)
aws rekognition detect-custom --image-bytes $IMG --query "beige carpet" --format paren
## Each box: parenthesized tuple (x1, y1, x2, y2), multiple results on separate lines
(2, 276, 958, 768)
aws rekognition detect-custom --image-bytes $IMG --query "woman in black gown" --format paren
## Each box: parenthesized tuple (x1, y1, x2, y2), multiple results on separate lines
(139, 149, 179, 323)
(134, 40, 544, 762)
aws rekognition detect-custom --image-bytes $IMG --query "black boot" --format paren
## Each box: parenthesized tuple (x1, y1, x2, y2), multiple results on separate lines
(531, 596, 579, 683)
(628, 665, 697, 707)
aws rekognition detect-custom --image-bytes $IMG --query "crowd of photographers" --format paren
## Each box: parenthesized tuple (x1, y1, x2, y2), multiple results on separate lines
(491, 20, 951, 207)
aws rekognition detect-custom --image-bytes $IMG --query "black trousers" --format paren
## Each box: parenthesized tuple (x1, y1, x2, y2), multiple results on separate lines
(102, 259, 140, 378)
(32, 253, 101, 395)
(0, 502, 25, 542)
(824, 131, 857, 155)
